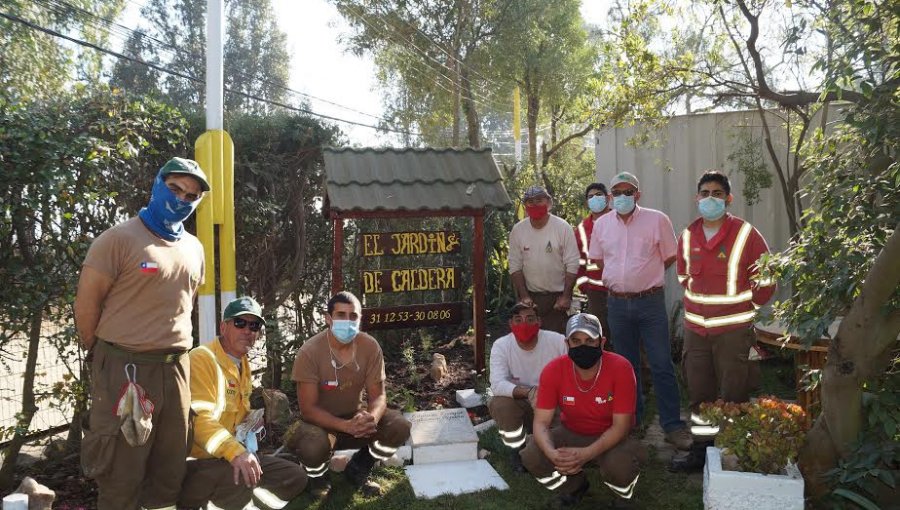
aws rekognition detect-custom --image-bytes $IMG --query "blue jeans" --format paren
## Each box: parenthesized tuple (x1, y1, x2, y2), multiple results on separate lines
(607, 291, 685, 433)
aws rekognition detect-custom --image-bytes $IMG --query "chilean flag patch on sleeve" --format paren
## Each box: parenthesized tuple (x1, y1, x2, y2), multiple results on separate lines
(140, 261, 159, 273)
(562, 395, 575, 406)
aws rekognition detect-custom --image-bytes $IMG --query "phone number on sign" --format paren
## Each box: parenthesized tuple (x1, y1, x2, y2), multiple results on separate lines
(368, 308, 453, 324)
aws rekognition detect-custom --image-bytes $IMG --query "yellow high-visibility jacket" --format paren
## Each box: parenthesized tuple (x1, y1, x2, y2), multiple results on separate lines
(189, 337, 251, 461)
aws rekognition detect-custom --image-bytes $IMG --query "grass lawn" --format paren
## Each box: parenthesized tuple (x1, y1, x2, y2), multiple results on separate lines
(284, 425, 703, 510)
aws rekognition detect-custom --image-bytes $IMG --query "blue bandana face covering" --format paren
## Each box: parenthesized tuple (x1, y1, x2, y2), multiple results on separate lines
(138, 174, 200, 241)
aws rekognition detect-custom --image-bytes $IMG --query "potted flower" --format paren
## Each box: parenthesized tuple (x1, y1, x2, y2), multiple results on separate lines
(699, 397, 807, 510)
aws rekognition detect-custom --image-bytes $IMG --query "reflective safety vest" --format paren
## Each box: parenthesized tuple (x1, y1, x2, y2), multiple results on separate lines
(189, 337, 252, 461)
(677, 215, 776, 336)
(575, 216, 607, 293)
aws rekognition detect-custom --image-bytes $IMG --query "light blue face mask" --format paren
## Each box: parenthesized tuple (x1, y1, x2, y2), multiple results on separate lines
(698, 196, 727, 221)
(331, 320, 360, 344)
(587, 195, 607, 213)
(613, 194, 636, 215)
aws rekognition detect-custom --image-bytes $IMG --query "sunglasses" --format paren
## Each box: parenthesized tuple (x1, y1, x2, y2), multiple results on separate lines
(610, 189, 637, 197)
(233, 317, 264, 332)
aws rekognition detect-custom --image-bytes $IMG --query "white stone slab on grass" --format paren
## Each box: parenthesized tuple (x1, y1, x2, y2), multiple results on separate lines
(406, 408, 478, 464)
(405, 459, 508, 499)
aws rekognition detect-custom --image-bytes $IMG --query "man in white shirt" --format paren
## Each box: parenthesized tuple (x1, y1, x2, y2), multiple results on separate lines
(508, 186, 581, 334)
(489, 303, 567, 472)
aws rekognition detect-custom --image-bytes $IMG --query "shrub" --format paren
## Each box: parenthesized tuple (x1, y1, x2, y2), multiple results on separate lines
(700, 396, 807, 475)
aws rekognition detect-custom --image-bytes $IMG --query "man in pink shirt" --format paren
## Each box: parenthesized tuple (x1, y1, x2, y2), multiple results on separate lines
(588, 172, 691, 451)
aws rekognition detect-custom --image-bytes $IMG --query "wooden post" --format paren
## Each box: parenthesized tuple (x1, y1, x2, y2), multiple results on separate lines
(331, 215, 343, 295)
(472, 210, 486, 373)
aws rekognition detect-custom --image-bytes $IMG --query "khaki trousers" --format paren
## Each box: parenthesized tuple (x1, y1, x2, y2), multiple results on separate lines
(488, 396, 532, 449)
(531, 292, 568, 334)
(520, 425, 644, 498)
(81, 341, 190, 510)
(583, 289, 613, 350)
(284, 409, 411, 477)
(682, 327, 756, 411)
(178, 455, 306, 509)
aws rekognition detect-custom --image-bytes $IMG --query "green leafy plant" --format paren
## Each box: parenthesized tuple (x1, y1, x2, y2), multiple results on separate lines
(700, 396, 807, 475)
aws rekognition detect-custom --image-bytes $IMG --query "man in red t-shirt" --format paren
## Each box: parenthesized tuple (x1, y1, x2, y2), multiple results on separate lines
(520, 314, 645, 509)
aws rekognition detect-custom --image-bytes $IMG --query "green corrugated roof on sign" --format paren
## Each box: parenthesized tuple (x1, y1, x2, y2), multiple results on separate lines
(323, 147, 512, 212)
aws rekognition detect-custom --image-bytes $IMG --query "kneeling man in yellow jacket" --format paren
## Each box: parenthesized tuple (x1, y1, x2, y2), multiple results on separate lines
(179, 297, 306, 509)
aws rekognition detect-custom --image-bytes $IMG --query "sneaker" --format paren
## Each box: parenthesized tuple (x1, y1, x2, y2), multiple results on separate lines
(668, 441, 709, 473)
(664, 427, 693, 451)
(308, 476, 331, 499)
(358, 479, 383, 498)
(547, 478, 589, 509)
(509, 450, 526, 473)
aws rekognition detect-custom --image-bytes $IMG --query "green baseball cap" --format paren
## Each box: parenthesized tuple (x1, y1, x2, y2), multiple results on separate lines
(159, 157, 211, 192)
(222, 297, 264, 321)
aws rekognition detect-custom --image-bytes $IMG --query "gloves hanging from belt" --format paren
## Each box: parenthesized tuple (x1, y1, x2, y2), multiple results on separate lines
(116, 363, 154, 447)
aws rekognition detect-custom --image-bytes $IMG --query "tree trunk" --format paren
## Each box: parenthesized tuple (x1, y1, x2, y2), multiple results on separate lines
(799, 224, 900, 499)
(0, 309, 44, 490)
(460, 66, 480, 148)
(526, 87, 540, 179)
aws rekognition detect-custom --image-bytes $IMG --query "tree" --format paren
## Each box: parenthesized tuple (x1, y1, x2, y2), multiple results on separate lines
(719, 0, 899, 501)
(225, 112, 341, 385)
(0, 0, 126, 100)
(332, 0, 518, 148)
(111, 0, 291, 114)
(0, 86, 189, 490)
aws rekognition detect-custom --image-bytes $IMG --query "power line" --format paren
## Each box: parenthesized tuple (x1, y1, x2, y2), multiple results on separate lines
(37, 0, 390, 123)
(0, 8, 422, 138)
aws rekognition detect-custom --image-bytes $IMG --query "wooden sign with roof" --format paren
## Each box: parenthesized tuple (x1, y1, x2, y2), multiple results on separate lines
(323, 147, 512, 372)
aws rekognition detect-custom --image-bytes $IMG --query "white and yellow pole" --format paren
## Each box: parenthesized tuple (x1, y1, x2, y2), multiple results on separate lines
(197, 0, 236, 343)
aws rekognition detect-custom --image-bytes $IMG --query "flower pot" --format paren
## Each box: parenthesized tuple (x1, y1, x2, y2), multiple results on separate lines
(703, 447, 804, 510)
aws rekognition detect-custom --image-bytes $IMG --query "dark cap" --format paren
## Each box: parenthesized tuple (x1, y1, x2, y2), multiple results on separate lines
(566, 313, 602, 339)
(160, 157, 211, 192)
(523, 186, 551, 200)
(222, 296, 264, 321)
(508, 301, 538, 317)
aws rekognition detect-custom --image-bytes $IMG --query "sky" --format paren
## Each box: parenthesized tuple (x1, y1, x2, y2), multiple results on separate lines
(273, 0, 609, 147)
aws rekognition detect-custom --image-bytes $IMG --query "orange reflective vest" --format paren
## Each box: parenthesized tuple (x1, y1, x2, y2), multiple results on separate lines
(575, 216, 607, 293)
(677, 215, 776, 336)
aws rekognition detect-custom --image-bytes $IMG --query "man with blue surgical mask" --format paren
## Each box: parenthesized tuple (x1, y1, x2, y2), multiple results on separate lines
(574, 182, 613, 349)
(284, 291, 411, 499)
(75, 157, 208, 510)
(669, 170, 776, 472)
(587, 171, 692, 452)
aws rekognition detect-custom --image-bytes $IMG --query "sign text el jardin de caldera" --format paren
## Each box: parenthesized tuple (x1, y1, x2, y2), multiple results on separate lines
(359, 229, 464, 330)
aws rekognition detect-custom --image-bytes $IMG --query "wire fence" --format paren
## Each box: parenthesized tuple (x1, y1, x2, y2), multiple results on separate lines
(0, 319, 79, 441)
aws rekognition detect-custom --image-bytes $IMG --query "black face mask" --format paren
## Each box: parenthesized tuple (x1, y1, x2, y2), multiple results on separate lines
(569, 344, 603, 369)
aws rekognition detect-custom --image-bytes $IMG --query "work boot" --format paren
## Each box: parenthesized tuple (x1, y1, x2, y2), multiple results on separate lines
(664, 427, 693, 451)
(547, 478, 589, 509)
(344, 447, 382, 497)
(307, 476, 332, 499)
(668, 441, 710, 473)
(509, 449, 526, 473)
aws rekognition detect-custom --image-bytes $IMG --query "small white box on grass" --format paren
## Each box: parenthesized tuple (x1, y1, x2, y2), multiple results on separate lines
(455, 388, 485, 408)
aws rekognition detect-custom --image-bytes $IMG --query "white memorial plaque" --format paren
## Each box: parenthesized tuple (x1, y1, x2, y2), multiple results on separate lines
(407, 408, 478, 464)
(405, 459, 509, 498)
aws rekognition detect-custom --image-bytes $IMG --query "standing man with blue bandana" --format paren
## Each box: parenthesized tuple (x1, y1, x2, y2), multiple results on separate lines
(75, 157, 209, 510)
(284, 291, 411, 499)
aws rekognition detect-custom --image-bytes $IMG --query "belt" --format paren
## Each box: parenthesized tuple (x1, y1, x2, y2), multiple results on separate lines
(100, 340, 187, 364)
(608, 286, 664, 299)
